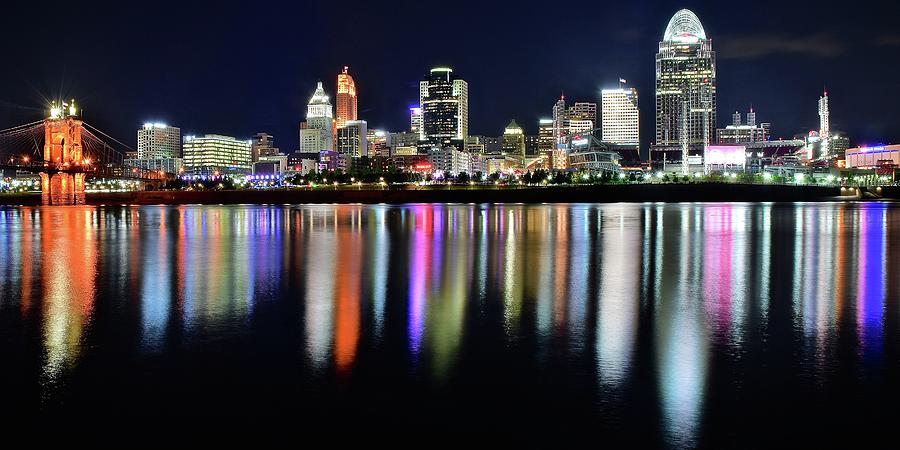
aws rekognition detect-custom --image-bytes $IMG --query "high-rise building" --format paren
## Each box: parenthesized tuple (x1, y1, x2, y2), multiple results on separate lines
(569, 102, 597, 130)
(420, 67, 468, 147)
(300, 81, 334, 153)
(250, 132, 280, 162)
(602, 87, 640, 146)
(538, 119, 554, 151)
(336, 120, 368, 158)
(653, 9, 716, 169)
(550, 96, 598, 145)
(336, 66, 358, 129)
(819, 90, 830, 158)
(501, 119, 526, 160)
(538, 119, 554, 168)
(182, 134, 252, 174)
(552, 95, 568, 145)
(524, 135, 539, 157)
(410, 106, 423, 137)
(137, 123, 181, 159)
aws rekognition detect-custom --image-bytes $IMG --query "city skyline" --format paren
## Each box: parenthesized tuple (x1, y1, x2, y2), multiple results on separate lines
(1, 1, 898, 154)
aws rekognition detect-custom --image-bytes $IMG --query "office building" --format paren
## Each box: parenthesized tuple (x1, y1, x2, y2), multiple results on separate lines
(501, 119, 526, 163)
(524, 135, 539, 157)
(137, 123, 181, 159)
(390, 131, 420, 156)
(552, 95, 568, 145)
(420, 67, 468, 147)
(569, 102, 597, 129)
(428, 145, 472, 175)
(601, 87, 639, 146)
(653, 9, 716, 167)
(300, 81, 334, 153)
(250, 132, 280, 162)
(336, 120, 368, 158)
(182, 134, 252, 174)
(410, 106, 423, 137)
(124, 157, 183, 174)
(335, 66, 358, 129)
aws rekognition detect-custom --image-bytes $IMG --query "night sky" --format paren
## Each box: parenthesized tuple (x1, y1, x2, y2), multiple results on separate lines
(1, 0, 898, 155)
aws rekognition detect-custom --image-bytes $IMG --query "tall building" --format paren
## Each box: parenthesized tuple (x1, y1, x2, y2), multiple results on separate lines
(819, 90, 830, 158)
(552, 95, 568, 145)
(410, 106, 423, 137)
(420, 67, 468, 147)
(300, 81, 334, 152)
(250, 132, 280, 162)
(501, 119, 526, 160)
(335, 66, 358, 129)
(336, 120, 368, 158)
(538, 119, 554, 152)
(569, 102, 597, 130)
(716, 110, 769, 144)
(524, 135, 539, 157)
(182, 134, 252, 174)
(602, 87, 640, 146)
(137, 123, 181, 159)
(550, 96, 598, 145)
(654, 9, 716, 169)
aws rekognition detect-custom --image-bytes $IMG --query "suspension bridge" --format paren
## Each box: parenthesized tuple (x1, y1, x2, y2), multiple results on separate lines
(0, 100, 173, 204)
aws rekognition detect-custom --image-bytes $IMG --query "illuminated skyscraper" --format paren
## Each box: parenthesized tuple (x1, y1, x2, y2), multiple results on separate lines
(410, 105, 423, 137)
(653, 9, 716, 170)
(819, 90, 830, 158)
(137, 123, 181, 159)
(552, 95, 567, 145)
(538, 119, 554, 152)
(300, 81, 334, 152)
(569, 102, 597, 130)
(601, 87, 640, 146)
(501, 119, 525, 161)
(337, 120, 368, 158)
(336, 66, 358, 129)
(419, 67, 468, 147)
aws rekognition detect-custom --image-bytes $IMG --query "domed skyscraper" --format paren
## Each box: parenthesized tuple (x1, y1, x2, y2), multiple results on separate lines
(652, 9, 716, 172)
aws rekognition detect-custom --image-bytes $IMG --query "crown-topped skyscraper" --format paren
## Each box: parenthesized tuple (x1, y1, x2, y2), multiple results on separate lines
(336, 66, 358, 130)
(652, 9, 716, 171)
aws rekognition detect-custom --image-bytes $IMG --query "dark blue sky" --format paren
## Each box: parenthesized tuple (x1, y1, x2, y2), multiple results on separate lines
(1, 0, 897, 153)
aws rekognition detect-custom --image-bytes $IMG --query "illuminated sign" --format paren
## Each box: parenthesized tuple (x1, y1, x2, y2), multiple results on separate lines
(571, 135, 589, 146)
(705, 145, 747, 166)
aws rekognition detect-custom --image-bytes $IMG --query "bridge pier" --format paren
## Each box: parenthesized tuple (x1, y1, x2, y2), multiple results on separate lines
(40, 172, 85, 205)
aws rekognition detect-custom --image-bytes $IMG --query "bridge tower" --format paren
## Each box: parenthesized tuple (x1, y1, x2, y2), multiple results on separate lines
(41, 100, 86, 205)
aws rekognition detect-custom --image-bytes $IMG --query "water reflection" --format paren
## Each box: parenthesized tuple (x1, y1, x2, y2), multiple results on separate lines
(1, 203, 898, 443)
(40, 208, 97, 387)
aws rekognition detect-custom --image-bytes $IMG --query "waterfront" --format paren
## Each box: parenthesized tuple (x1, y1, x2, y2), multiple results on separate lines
(1, 203, 899, 445)
(0, 182, 846, 206)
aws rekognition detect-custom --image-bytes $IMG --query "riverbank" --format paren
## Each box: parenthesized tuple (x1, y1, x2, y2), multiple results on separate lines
(0, 183, 870, 205)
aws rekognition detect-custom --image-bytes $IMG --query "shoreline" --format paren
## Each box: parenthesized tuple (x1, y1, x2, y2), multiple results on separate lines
(0, 183, 881, 206)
